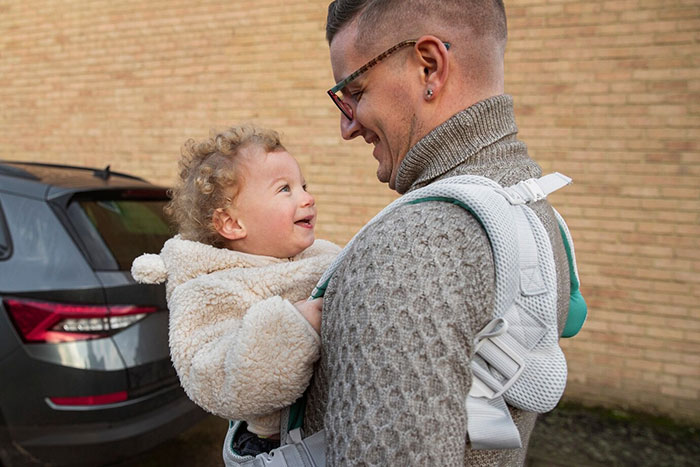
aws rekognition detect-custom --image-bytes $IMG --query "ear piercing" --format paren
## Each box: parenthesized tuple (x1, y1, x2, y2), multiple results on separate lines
(425, 88, 434, 100)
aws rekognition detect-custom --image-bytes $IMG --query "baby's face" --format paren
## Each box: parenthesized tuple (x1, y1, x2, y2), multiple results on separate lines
(230, 149, 316, 258)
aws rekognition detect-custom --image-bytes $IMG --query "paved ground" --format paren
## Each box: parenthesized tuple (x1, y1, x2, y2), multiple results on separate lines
(115, 402, 700, 466)
(526, 402, 700, 467)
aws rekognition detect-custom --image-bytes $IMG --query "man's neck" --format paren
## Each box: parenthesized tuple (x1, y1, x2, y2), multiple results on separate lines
(394, 94, 518, 194)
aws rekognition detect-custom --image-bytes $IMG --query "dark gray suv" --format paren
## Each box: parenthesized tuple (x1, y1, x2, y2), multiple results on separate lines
(0, 161, 205, 466)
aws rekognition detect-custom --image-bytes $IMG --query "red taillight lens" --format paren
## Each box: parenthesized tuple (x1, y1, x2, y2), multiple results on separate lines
(4, 298, 157, 343)
(49, 391, 128, 407)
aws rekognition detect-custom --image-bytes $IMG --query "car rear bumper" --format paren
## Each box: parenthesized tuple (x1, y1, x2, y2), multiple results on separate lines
(10, 385, 206, 466)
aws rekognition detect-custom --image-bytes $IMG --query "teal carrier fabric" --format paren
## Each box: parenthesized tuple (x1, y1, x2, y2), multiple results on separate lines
(222, 173, 586, 465)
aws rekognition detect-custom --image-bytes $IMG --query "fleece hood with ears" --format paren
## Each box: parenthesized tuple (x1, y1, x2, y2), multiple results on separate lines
(131, 236, 340, 437)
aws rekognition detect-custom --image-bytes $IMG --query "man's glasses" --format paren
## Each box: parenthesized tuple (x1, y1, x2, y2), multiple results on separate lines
(327, 39, 451, 121)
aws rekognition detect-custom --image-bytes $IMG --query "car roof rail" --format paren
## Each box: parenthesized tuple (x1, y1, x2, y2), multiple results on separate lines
(0, 162, 41, 181)
(0, 160, 146, 182)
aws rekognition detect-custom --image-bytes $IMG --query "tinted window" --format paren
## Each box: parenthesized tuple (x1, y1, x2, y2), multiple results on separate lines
(0, 193, 99, 292)
(78, 199, 172, 270)
(0, 198, 12, 260)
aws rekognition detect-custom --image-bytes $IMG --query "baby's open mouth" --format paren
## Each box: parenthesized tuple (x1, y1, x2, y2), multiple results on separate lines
(295, 216, 313, 227)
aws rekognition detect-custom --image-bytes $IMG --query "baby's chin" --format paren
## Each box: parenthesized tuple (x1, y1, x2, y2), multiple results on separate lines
(286, 236, 315, 258)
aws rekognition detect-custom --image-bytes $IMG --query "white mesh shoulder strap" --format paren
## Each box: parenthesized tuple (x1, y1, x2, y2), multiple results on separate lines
(310, 173, 573, 451)
(462, 173, 572, 449)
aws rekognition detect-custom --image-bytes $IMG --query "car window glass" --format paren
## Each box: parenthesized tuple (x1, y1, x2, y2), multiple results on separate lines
(77, 199, 172, 271)
(0, 199, 12, 260)
(0, 194, 98, 291)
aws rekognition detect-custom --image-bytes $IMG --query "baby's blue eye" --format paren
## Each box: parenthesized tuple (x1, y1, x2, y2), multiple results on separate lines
(280, 185, 290, 193)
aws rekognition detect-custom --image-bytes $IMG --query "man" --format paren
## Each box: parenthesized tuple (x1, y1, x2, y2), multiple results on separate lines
(304, 1, 571, 465)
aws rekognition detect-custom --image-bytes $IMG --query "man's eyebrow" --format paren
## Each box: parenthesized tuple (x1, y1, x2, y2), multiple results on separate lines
(344, 75, 365, 88)
(336, 73, 364, 93)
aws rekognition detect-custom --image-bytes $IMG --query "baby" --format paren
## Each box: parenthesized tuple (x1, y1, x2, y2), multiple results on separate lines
(131, 125, 339, 457)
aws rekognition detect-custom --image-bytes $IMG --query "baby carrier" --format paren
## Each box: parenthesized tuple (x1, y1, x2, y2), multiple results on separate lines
(223, 173, 587, 465)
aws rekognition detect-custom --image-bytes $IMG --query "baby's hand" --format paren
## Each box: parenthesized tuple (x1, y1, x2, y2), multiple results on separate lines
(294, 298, 323, 334)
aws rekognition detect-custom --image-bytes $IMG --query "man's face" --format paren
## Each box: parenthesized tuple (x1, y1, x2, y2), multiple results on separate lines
(329, 24, 423, 190)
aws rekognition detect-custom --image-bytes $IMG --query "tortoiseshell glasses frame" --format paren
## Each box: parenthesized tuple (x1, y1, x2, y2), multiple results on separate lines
(327, 39, 451, 121)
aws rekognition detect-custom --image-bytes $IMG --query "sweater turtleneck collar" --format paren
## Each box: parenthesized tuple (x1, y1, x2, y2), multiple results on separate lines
(395, 94, 519, 194)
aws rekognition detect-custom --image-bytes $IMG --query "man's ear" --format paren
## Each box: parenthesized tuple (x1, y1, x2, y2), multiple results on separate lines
(212, 208, 246, 241)
(414, 35, 450, 98)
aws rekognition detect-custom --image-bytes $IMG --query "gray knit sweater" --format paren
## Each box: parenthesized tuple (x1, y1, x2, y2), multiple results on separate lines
(305, 95, 570, 466)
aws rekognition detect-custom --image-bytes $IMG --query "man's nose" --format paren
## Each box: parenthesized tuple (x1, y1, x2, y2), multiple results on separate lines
(340, 114, 362, 140)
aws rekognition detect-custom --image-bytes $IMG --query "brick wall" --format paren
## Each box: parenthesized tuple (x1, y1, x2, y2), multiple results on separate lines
(505, 0, 700, 421)
(1, 1, 698, 422)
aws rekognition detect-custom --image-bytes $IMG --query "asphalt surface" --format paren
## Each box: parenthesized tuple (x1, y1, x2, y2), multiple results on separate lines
(115, 402, 700, 466)
(526, 402, 700, 467)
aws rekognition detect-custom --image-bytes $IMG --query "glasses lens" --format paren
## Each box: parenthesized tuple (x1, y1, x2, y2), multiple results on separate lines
(329, 90, 353, 120)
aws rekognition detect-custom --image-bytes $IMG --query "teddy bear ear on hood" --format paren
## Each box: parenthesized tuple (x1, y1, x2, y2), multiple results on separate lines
(131, 253, 167, 284)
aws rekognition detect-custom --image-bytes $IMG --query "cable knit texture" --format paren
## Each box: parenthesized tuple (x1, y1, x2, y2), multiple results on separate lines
(132, 237, 340, 436)
(304, 95, 570, 466)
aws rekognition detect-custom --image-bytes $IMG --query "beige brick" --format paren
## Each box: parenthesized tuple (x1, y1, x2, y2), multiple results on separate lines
(2, 0, 699, 423)
(665, 363, 700, 377)
(661, 386, 699, 400)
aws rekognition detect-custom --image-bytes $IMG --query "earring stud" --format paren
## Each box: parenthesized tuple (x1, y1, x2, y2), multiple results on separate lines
(425, 88, 434, 99)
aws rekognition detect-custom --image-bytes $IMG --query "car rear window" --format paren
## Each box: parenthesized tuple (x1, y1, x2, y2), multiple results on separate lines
(77, 196, 173, 270)
(0, 199, 12, 260)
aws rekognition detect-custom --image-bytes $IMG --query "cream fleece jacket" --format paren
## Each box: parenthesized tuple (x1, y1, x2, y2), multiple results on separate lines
(131, 237, 340, 436)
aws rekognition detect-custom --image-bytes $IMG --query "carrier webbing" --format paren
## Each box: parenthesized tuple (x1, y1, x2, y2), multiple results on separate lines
(288, 173, 586, 451)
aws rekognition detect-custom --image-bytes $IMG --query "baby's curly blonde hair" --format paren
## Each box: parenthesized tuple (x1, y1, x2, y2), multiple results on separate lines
(165, 124, 285, 247)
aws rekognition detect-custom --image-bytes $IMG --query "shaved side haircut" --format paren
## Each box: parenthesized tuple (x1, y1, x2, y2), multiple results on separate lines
(326, 0, 507, 50)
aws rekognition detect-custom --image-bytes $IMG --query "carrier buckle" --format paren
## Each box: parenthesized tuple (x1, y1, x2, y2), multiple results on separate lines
(498, 178, 547, 205)
(471, 318, 525, 400)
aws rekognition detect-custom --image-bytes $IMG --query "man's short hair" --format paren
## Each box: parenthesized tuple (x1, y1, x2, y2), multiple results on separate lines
(326, 0, 507, 49)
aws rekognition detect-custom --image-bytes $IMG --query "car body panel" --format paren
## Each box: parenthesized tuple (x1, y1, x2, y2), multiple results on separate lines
(95, 271, 171, 367)
(111, 312, 170, 367)
(22, 337, 126, 371)
(0, 161, 204, 466)
(14, 388, 201, 467)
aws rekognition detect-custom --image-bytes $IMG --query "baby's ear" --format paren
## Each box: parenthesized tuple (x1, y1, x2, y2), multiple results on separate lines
(212, 208, 246, 241)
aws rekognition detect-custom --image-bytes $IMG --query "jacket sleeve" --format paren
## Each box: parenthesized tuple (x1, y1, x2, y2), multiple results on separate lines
(168, 277, 320, 422)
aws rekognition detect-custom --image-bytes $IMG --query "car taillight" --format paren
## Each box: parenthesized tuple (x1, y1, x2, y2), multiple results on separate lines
(48, 391, 128, 407)
(3, 298, 157, 343)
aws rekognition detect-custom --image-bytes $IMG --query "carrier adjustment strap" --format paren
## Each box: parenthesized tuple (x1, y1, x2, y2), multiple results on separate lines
(498, 172, 571, 205)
